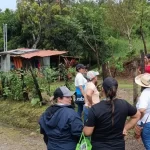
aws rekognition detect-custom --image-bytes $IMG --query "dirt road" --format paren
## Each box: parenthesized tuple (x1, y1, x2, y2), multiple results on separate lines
(0, 123, 46, 150)
(0, 122, 145, 150)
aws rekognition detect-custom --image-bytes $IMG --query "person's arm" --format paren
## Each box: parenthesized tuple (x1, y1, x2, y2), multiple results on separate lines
(123, 110, 141, 135)
(83, 108, 96, 136)
(79, 85, 85, 97)
(137, 90, 149, 119)
(40, 127, 48, 145)
(39, 116, 48, 145)
(86, 89, 94, 106)
(139, 108, 146, 119)
(123, 101, 141, 135)
(70, 116, 83, 141)
(83, 126, 94, 136)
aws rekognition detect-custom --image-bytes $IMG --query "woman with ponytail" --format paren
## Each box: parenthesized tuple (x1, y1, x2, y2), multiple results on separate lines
(83, 77, 141, 150)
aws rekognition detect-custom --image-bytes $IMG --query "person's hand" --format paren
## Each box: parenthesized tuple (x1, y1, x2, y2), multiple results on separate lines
(123, 128, 128, 136)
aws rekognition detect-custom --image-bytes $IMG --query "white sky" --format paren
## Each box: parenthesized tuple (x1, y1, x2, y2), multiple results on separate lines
(0, 0, 17, 11)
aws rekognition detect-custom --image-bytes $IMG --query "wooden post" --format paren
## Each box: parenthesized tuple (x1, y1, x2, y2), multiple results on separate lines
(140, 50, 145, 74)
(140, 50, 145, 92)
(133, 60, 138, 106)
(102, 63, 109, 81)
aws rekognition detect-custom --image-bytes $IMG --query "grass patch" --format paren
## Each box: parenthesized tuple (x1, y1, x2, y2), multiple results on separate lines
(0, 100, 48, 130)
(0, 78, 136, 131)
(119, 84, 133, 89)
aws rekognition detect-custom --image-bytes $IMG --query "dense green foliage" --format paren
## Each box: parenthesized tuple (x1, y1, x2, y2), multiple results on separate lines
(0, 0, 150, 71)
(0, 67, 74, 103)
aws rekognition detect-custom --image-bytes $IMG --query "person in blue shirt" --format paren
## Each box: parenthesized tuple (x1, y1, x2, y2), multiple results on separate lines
(39, 86, 83, 150)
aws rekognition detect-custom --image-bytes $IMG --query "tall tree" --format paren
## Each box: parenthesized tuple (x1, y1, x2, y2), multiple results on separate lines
(17, 0, 48, 48)
(74, 3, 112, 75)
(106, 0, 139, 52)
(0, 9, 22, 50)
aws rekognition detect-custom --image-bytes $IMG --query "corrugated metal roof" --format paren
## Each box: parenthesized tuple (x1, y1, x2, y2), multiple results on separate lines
(0, 48, 38, 55)
(20, 50, 67, 59)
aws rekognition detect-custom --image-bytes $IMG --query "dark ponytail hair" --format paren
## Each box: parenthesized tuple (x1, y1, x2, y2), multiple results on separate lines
(146, 54, 150, 59)
(102, 77, 118, 126)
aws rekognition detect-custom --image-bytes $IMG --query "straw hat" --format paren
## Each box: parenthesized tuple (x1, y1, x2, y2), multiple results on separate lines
(135, 73, 150, 87)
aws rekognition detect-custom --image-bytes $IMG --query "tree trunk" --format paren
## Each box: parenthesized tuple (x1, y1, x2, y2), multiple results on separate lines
(133, 61, 138, 106)
(102, 63, 109, 81)
(140, 25, 147, 55)
(140, 50, 145, 92)
(140, 50, 145, 74)
(96, 51, 100, 73)
(140, 4, 147, 55)
(29, 68, 43, 103)
(107, 61, 112, 77)
(127, 34, 133, 52)
(21, 70, 29, 101)
(32, 34, 40, 49)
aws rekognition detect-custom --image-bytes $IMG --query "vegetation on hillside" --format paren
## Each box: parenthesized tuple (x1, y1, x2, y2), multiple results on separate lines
(0, 0, 150, 68)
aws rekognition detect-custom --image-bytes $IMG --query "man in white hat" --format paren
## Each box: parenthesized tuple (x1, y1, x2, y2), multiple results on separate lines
(83, 70, 100, 123)
(135, 73, 150, 149)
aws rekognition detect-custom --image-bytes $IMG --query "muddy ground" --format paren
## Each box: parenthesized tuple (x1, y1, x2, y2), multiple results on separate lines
(0, 88, 145, 150)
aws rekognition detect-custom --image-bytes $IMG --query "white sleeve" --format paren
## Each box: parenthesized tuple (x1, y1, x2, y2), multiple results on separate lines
(138, 90, 149, 109)
(77, 77, 84, 86)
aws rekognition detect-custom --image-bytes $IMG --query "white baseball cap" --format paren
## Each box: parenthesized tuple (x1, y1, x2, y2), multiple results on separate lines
(87, 71, 99, 80)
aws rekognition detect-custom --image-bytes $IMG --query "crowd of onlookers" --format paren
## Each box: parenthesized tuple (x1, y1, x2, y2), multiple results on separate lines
(38, 54, 150, 150)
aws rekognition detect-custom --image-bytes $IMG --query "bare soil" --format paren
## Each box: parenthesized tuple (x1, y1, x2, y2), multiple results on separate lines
(0, 123, 46, 150)
(0, 123, 145, 150)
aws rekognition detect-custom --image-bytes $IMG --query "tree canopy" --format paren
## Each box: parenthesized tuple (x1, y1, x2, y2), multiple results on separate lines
(0, 0, 150, 70)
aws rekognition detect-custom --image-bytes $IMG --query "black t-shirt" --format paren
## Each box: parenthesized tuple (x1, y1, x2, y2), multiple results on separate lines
(85, 99, 137, 150)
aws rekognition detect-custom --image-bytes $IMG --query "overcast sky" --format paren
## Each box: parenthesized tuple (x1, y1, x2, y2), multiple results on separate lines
(0, 0, 17, 11)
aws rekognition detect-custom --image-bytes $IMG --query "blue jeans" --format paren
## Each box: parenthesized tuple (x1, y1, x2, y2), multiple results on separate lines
(141, 122, 150, 150)
(83, 106, 89, 124)
(77, 103, 84, 117)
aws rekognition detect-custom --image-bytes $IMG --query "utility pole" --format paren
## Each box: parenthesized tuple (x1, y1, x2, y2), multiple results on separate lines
(3, 24, 7, 52)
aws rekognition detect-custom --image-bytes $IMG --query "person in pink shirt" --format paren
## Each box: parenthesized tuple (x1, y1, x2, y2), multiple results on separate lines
(145, 54, 150, 73)
(84, 71, 100, 123)
(138, 54, 150, 74)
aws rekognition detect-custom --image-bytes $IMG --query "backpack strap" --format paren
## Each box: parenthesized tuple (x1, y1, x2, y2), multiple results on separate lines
(144, 114, 150, 124)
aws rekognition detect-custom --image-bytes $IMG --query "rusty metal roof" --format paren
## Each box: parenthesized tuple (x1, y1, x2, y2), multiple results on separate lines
(0, 48, 38, 55)
(0, 48, 68, 58)
(20, 50, 67, 59)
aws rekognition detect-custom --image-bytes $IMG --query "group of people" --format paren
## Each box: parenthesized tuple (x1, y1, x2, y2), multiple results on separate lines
(39, 59, 150, 150)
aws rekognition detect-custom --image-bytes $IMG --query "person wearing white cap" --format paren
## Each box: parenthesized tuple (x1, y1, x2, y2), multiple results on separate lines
(83, 70, 100, 123)
(135, 73, 150, 149)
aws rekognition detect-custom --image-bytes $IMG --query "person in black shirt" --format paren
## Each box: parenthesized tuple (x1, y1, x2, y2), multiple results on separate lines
(83, 77, 141, 150)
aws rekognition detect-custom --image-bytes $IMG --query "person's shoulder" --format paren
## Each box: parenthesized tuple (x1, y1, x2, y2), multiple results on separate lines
(92, 101, 106, 110)
(143, 88, 150, 93)
(140, 88, 150, 98)
(75, 72, 82, 78)
(62, 106, 77, 114)
(86, 82, 95, 88)
(115, 98, 128, 104)
(64, 107, 81, 120)
(77, 72, 82, 76)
